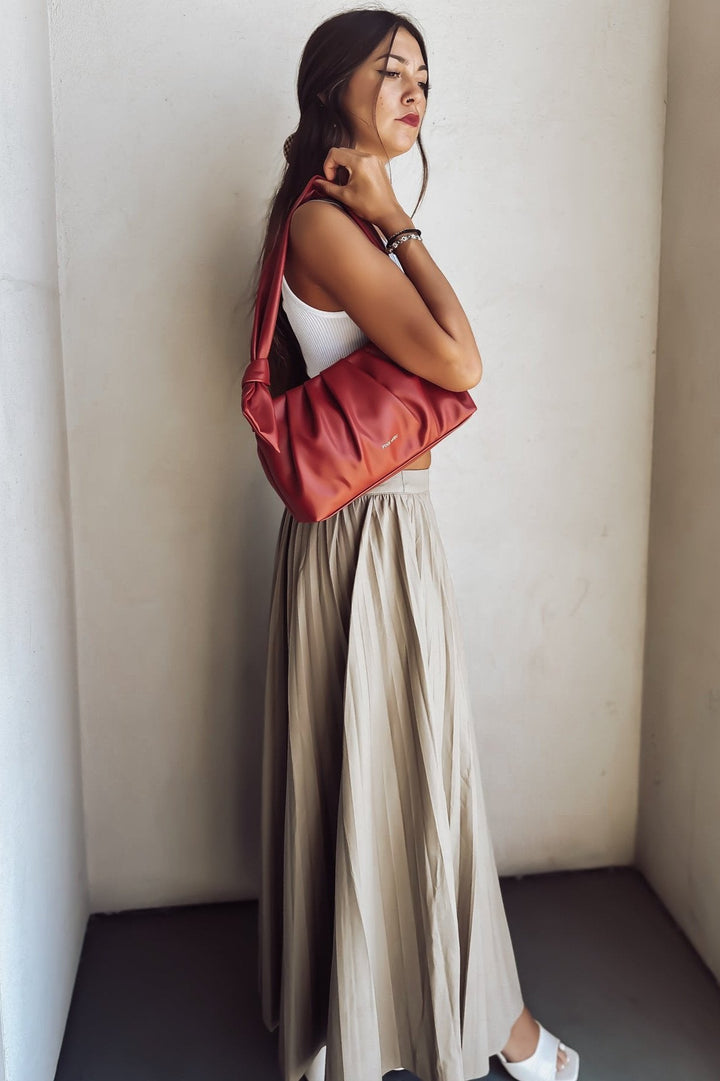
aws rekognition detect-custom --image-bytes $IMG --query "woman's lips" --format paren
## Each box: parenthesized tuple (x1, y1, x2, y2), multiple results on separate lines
(397, 114, 420, 127)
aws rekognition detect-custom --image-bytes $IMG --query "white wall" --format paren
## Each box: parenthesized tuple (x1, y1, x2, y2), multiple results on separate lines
(45, 0, 668, 915)
(636, 0, 720, 983)
(423, 1, 668, 873)
(0, 1, 89, 1078)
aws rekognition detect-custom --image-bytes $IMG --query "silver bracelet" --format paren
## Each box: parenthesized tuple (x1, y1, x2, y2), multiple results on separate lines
(387, 232, 424, 255)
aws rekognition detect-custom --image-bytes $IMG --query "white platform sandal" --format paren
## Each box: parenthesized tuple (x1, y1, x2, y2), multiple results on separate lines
(497, 1021, 580, 1081)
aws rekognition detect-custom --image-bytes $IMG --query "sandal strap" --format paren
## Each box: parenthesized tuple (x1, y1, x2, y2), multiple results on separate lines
(534, 1025, 561, 1081)
(498, 1023, 560, 1081)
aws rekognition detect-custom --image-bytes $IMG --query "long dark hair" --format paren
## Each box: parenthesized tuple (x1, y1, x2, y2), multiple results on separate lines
(255, 8, 430, 397)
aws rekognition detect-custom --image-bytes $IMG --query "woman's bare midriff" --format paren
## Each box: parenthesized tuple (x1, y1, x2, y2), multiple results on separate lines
(405, 450, 431, 469)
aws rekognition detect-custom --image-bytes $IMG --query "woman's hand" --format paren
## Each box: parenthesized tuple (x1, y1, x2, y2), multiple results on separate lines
(314, 147, 413, 236)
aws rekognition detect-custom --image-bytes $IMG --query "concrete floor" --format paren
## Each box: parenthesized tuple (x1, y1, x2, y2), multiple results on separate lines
(54, 867, 720, 1081)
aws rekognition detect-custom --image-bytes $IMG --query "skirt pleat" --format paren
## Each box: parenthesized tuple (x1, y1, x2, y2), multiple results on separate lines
(258, 469, 524, 1081)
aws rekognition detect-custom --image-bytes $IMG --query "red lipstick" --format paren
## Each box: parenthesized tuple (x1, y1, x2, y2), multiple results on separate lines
(398, 114, 420, 127)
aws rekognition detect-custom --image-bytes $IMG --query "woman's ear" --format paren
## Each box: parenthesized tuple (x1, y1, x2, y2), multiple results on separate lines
(317, 91, 327, 105)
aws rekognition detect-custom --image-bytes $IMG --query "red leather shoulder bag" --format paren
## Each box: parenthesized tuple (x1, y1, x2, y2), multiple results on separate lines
(241, 174, 477, 522)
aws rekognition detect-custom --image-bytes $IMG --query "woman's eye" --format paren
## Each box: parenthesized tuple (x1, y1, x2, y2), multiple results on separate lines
(382, 70, 429, 95)
(380, 70, 425, 96)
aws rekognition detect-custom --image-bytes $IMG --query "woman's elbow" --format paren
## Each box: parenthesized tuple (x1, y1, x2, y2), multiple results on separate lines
(446, 350, 483, 392)
(464, 353, 483, 390)
(412, 341, 483, 392)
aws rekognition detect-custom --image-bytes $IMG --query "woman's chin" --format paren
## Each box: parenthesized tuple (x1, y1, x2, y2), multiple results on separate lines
(354, 131, 419, 161)
(384, 134, 420, 160)
(392, 129, 421, 153)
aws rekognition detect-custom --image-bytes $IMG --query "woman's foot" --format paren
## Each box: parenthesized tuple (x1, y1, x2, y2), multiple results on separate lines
(306, 1008, 570, 1079)
(502, 1006, 569, 1073)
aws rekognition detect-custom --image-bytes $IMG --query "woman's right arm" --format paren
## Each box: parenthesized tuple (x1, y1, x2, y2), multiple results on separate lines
(289, 148, 483, 393)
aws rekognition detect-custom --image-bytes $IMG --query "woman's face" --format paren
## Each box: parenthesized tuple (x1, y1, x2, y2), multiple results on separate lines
(341, 26, 428, 160)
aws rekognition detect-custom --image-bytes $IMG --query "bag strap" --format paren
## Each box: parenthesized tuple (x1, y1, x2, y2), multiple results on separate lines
(246, 175, 386, 388)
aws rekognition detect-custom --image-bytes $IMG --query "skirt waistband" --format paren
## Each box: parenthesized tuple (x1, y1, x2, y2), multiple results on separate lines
(360, 468, 430, 497)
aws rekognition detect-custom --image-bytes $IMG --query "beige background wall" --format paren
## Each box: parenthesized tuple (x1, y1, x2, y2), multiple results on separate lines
(636, 0, 720, 982)
(46, 0, 667, 915)
(0, 1, 89, 1079)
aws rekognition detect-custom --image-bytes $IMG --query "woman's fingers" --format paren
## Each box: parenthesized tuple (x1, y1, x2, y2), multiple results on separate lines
(315, 149, 360, 201)
(318, 148, 398, 223)
(314, 177, 344, 198)
(317, 151, 359, 203)
(322, 145, 369, 181)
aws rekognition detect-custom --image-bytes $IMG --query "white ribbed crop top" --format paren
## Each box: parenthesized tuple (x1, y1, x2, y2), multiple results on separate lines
(281, 276, 368, 378)
(281, 218, 402, 378)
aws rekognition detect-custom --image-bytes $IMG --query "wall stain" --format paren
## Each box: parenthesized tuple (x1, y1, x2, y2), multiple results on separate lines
(570, 577, 590, 616)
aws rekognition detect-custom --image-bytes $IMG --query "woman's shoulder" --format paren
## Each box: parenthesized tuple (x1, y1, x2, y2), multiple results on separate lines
(290, 197, 382, 260)
(290, 196, 352, 233)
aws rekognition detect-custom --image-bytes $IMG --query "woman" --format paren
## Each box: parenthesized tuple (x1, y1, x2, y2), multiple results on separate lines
(253, 9, 580, 1081)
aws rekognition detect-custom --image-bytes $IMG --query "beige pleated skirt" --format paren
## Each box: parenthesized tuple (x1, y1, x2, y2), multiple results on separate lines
(258, 467, 524, 1081)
